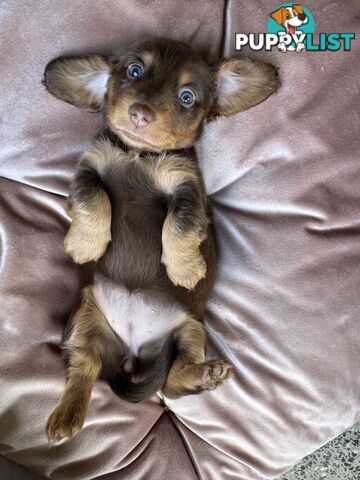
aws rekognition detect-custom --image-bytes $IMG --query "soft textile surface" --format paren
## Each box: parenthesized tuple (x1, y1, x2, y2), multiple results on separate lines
(0, 1, 359, 479)
(0, 455, 45, 480)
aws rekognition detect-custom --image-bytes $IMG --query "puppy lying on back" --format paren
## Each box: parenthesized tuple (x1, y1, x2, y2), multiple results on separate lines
(43, 38, 278, 440)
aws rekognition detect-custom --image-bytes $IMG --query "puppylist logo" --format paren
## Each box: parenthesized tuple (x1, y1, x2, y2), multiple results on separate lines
(235, 4, 355, 53)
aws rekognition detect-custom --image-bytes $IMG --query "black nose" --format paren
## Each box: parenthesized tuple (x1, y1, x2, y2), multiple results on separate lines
(128, 102, 156, 128)
(298, 13, 306, 21)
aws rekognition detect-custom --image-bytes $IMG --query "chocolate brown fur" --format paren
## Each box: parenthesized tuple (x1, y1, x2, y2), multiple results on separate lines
(46, 287, 106, 440)
(43, 38, 278, 440)
(163, 317, 231, 398)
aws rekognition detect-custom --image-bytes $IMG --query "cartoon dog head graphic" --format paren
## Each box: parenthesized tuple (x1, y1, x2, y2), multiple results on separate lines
(271, 4, 308, 35)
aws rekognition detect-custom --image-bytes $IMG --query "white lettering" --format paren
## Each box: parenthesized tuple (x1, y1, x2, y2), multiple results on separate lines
(265, 33, 279, 50)
(235, 34, 249, 50)
(249, 33, 265, 50)
(292, 33, 306, 45)
(282, 34, 293, 46)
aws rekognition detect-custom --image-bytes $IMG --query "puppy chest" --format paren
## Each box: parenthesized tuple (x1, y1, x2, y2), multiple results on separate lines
(104, 162, 168, 227)
(93, 279, 187, 355)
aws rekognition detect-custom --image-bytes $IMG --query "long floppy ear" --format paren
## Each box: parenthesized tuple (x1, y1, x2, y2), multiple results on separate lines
(270, 7, 285, 25)
(43, 55, 111, 112)
(212, 58, 279, 118)
(292, 4, 304, 15)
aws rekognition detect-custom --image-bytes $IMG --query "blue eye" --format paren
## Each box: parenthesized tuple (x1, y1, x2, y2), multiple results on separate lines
(127, 63, 144, 79)
(179, 88, 195, 107)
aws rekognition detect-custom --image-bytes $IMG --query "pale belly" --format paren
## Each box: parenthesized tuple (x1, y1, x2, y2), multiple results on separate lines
(93, 274, 187, 356)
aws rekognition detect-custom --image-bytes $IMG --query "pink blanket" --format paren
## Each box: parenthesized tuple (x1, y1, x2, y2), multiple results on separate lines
(0, 1, 359, 478)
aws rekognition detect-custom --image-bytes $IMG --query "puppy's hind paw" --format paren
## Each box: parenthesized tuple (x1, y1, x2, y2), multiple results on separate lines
(46, 404, 84, 441)
(200, 360, 232, 390)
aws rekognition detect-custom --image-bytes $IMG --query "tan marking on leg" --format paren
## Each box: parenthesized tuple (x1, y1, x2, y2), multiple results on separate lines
(65, 187, 112, 264)
(46, 287, 106, 441)
(46, 350, 101, 441)
(161, 214, 207, 290)
(147, 154, 207, 289)
(65, 138, 136, 264)
(163, 318, 232, 398)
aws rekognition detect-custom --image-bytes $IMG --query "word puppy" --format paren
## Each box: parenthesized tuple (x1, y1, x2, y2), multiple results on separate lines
(43, 38, 278, 440)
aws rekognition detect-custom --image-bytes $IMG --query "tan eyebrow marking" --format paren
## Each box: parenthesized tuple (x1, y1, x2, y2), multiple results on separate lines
(179, 69, 195, 86)
(141, 50, 155, 65)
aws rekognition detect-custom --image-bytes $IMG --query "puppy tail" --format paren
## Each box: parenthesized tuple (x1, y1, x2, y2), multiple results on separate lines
(105, 334, 175, 403)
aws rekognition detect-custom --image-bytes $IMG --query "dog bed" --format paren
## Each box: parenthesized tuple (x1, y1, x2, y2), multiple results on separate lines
(0, 1, 359, 478)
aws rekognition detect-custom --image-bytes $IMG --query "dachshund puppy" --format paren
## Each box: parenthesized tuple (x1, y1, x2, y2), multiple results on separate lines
(43, 38, 278, 440)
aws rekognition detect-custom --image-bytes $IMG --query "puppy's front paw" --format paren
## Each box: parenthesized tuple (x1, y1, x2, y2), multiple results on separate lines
(278, 43, 287, 53)
(163, 251, 206, 290)
(46, 403, 85, 441)
(64, 222, 111, 264)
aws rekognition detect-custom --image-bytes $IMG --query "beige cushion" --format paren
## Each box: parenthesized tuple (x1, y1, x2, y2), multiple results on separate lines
(0, 1, 358, 478)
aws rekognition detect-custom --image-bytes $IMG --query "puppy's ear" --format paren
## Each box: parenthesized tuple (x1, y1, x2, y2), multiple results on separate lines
(43, 55, 111, 112)
(211, 58, 279, 118)
(292, 4, 304, 15)
(270, 7, 285, 25)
